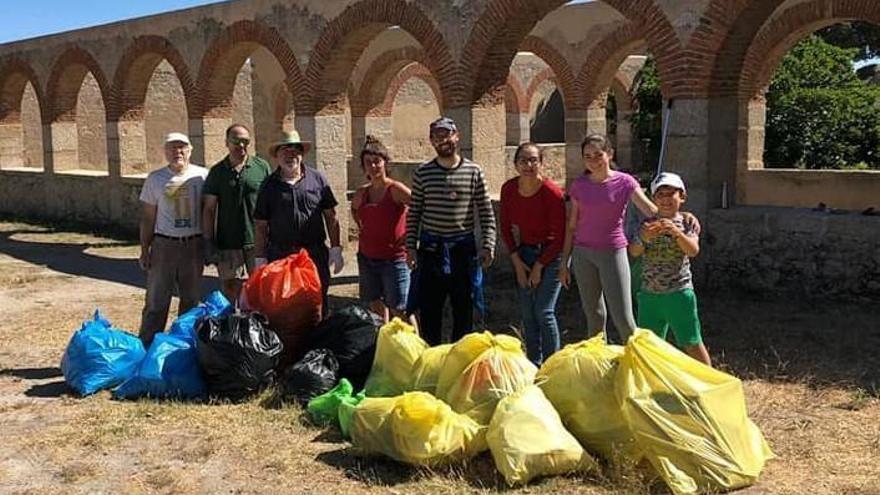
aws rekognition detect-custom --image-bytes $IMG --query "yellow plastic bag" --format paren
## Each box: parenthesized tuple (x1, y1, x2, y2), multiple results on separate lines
(364, 318, 428, 397)
(487, 385, 594, 486)
(349, 392, 486, 466)
(443, 344, 537, 425)
(616, 330, 774, 495)
(436, 332, 523, 400)
(410, 344, 453, 394)
(537, 334, 636, 460)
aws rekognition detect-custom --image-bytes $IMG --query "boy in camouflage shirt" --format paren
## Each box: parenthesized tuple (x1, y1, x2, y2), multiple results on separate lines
(628, 172, 711, 366)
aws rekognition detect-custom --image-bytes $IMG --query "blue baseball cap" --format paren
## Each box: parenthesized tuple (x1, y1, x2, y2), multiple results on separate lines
(429, 116, 457, 133)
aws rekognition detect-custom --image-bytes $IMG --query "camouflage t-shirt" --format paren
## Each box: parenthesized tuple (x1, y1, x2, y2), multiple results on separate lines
(638, 214, 698, 293)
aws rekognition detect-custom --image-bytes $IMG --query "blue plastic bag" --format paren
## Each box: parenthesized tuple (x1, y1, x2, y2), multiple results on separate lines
(61, 310, 146, 396)
(169, 291, 231, 343)
(114, 291, 231, 400)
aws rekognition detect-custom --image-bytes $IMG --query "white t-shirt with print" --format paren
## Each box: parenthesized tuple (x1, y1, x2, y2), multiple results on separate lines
(139, 164, 208, 237)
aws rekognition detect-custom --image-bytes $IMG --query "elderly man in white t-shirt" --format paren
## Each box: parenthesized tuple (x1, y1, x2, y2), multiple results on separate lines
(138, 133, 208, 346)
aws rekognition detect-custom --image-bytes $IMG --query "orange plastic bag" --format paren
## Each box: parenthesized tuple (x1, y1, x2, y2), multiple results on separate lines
(242, 250, 322, 364)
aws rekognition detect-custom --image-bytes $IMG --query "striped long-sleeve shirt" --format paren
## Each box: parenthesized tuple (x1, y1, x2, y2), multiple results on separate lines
(406, 158, 497, 252)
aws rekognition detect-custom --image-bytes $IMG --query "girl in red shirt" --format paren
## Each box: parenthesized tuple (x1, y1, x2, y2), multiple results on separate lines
(351, 136, 412, 319)
(500, 142, 566, 365)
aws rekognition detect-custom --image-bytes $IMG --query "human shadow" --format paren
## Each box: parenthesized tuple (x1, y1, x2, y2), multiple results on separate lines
(0, 228, 217, 292)
(0, 367, 62, 380)
(24, 380, 70, 398)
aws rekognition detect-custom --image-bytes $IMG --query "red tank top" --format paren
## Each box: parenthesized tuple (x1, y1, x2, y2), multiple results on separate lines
(357, 186, 407, 260)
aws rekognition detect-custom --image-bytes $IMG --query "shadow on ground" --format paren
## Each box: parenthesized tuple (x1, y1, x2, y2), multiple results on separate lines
(0, 367, 62, 380)
(0, 228, 217, 292)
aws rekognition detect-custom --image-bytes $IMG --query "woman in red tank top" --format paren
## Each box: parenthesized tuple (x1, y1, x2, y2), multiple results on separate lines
(351, 136, 412, 319)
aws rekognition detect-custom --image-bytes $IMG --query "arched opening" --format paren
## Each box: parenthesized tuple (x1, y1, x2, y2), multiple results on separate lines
(46, 48, 111, 175)
(197, 20, 305, 167)
(0, 63, 44, 170)
(141, 60, 188, 175)
(728, 3, 880, 210)
(389, 65, 441, 164)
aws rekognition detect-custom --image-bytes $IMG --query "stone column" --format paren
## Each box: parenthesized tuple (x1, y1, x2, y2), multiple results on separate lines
(296, 112, 352, 247)
(616, 109, 634, 170)
(447, 101, 506, 195)
(0, 123, 23, 168)
(564, 108, 589, 187)
(506, 111, 529, 145)
(109, 119, 148, 176)
(49, 121, 78, 172)
(189, 116, 229, 167)
(665, 99, 712, 216)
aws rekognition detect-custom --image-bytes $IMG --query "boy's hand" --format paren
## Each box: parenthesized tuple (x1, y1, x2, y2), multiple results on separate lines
(640, 222, 663, 242)
(657, 218, 681, 235)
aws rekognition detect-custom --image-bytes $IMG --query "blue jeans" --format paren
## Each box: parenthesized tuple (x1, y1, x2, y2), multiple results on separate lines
(357, 253, 410, 311)
(516, 245, 562, 366)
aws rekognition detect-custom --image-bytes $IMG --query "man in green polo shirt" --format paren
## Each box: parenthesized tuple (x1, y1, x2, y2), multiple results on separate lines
(202, 124, 271, 302)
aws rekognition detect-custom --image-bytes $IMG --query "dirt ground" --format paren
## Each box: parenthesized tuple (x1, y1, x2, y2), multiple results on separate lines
(0, 219, 878, 495)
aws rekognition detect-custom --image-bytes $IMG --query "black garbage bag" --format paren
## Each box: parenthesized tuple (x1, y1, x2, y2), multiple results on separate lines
(305, 306, 381, 390)
(196, 311, 283, 401)
(281, 349, 340, 405)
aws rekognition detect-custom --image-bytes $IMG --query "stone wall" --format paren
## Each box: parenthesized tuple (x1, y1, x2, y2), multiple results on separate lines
(74, 72, 107, 172)
(21, 83, 43, 169)
(391, 77, 440, 162)
(143, 60, 188, 174)
(703, 206, 880, 300)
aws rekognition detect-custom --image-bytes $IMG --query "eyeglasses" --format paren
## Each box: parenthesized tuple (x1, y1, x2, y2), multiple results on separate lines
(583, 152, 605, 160)
(515, 157, 541, 166)
(228, 137, 250, 147)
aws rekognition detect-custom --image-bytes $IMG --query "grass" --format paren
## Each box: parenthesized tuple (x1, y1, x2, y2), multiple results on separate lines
(1, 219, 879, 494)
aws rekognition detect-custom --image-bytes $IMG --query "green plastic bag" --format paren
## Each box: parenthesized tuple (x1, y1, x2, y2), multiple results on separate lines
(307, 378, 354, 425)
(338, 390, 366, 439)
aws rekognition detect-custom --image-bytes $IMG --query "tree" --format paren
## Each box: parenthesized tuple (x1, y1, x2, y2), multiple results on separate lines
(765, 35, 880, 169)
(818, 21, 880, 62)
(630, 57, 662, 169)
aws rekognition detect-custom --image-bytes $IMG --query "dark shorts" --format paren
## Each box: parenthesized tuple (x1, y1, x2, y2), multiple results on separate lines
(357, 253, 410, 311)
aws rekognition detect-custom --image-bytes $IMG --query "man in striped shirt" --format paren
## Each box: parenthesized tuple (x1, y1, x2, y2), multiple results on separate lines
(406, 117, 497, 345)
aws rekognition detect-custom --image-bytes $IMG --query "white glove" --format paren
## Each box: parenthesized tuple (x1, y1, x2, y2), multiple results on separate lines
(329, 246, 344, 275)
(254, 257, 268, 269)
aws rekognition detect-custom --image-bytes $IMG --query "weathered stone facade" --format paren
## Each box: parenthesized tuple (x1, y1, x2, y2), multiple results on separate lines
(0, 0, 878, 299)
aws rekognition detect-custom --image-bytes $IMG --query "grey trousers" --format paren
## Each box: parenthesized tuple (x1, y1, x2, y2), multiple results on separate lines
(139, 235, 204, 346)
(571, 246, 637, 342)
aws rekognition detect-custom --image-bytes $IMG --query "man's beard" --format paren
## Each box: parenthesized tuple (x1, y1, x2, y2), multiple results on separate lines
(435, 143, 456, 158)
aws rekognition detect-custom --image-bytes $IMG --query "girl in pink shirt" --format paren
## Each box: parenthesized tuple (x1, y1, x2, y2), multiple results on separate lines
(559, 133, 657, 342)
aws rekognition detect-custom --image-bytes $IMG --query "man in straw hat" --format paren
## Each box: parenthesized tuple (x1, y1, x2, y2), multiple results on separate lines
(253, 130, 344, 314)
(138, 132, 208, 347)
(202, 124, 271, 303)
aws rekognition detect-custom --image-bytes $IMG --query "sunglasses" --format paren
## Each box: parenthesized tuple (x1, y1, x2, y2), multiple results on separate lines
(228, 137, 250, 146)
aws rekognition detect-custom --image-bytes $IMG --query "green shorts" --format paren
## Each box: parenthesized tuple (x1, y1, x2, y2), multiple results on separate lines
(637, 288, 703, 346)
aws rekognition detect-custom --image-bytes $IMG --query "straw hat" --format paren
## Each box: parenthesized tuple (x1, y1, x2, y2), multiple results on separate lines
(269, 130, 311, 156)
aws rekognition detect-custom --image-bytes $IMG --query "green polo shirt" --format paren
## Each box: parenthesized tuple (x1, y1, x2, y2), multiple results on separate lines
(203, 154, 272, 250)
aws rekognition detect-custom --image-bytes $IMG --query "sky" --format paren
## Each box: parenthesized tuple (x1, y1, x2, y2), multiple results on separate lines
(0, 1, 226, 44)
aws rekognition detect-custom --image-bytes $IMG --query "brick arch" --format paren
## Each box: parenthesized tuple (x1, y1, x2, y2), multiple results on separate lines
(573, 23, 645, 110)
(505, 74, 527, 114)
(609, 74, 633, 112)
(0, 58, 44, 124)
(740, 0, 880, 99)
(377, 62, 442, 116)
(460, 0, 681, 106)
(519, 35, 576, 106)
(46, 46, 112, 122)
(304, 0, 456, 115)
(704, 0, 788, 97)
(525, 67, 559, 112)
(111, 36, 196, 121)
(351, 46, 431, 116)
(196, 20, 305, 118)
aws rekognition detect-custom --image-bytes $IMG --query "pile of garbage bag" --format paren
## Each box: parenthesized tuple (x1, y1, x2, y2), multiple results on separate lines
(328, 322, 773, 493)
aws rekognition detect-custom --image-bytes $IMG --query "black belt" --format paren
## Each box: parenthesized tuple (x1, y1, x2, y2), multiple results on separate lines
(155, 233, 202, 241)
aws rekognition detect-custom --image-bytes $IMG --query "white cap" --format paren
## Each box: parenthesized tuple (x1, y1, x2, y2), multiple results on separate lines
(164, 132, 191, 145)
(650, 172, 686, 195)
